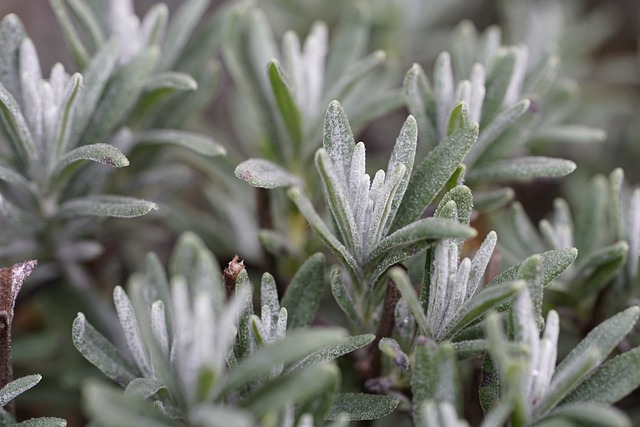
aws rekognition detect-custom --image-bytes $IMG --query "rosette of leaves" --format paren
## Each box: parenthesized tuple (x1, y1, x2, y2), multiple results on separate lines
(404, 20, 591, 211)
(0, 10, 224, 278)
(495, 168, 639, 318)
(289, 100, 479, 330)
(229, 3, 403, 182)
(0, 375, 66, 426)
(72, 232, 397, 425)
(479, 285, 640, 427)
(226, 3, 406, 271)
(49, 0, 223, 131)
(0, 15, 159, 273)
(390, 184, 578, 347)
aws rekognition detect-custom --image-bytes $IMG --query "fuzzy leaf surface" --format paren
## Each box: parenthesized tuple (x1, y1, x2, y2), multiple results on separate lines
(57, 195, 158, 218)
(562, 346, 640, 405)
(219, 328, 346, 395)
(134, 130, 225, 156)
(466, 157, 576, 183)
(0, 375, 41, 407)
(72, 313, 139, 387)
(83, 381, 177, 427)
(235, 159, 301, 189)
(281, 253, 325, 329)
(268, 60, 303, 148)
(327, 393, 399, 421)
(289, 334, 375, 373)
(392, 103, 478, 230)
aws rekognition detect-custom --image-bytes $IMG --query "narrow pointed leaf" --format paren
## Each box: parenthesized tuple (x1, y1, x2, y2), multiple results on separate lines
(289, 334, 375, 373)
(330, 267, 362, 326)
(289, 187, 362, 283)
(392, 103, 478, 230)
(488, 248, 577, 288)
(322, 102, 353, 187)
(0, 375, 41, 407)
(281, 253, 325, 329)
(57, 195, 158, 218)
(0, 81, 36, 163)
(324, 50, 386, 105)
(444, 280, 525, 339)
(235, 159, 301, 189)
(481, 49, 516, 126)
(385, 115, 418, 232)
(53, 143, 129, 180)
(133, 129, 225, 156)
(70, 38, 119, 145)
(562, 346, 640, 405)
(86, 47, 159, 144)
(540, 403, 630, 427)
(465, 99, 531, 167)
(219, 328, 346, 395)
(466, 157, 576, 183)
(14, 417, 68, 426)
(268, 60, 303, 148)
(72, 313, 139, 387)
(144, 72, 197, 92)
(190, 406, 255, 427)
(53, 72, 83, 158)
(327, 393, 399, 421)
(0, 165, 30, 192)
(316, 149, 359, 253)
(403, 63, 437, 148)
(369, 218, 476, 265)
(49, 0, 90, 68)
(241, 364, 338, 417)
(553, 307, 640, 388)
(160, 0, 211, 70)
(390, 267, 430, 336)
(83, 381, 177, 427)
(0, 14, 26, 104)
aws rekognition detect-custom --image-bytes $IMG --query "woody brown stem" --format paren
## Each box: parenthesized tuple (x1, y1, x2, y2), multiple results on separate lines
(0, 260, 37, 418)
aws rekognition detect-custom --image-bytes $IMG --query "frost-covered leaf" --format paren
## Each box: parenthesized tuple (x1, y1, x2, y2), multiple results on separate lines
(289, 334, 374, 373)
(392, 103, 478, 231)
(489, 248, 577, 288)
(134, 130, 225, 157)
(268, 60, 303, 148)
(0, 375, 41, 408)
(0, 81, 36, 163)
(289, 187, 362, 283)
(445, 280, 524, 339)
(369, 218, 476, 265)
(281, 253, 325, 329)
(72, 313, 139, 387)
(57, 195, 158, 218)
(219, 328, 346, 396)
(535, 307, 640, 416)
(235, 159, 301, 188)
(562, 346, 640, 405)
(327, 393, 399, 421)
(403, 63, 437, 149)
(83, 381, 177, 427)
(241, 364, 338, 418)
(466, 157, 576, 183)
(52, 143, 129, 180)
(14, 417, 68, 426)
(144, 72, 197, 92)
(538, 402, 630, 427)
(189, 405, 255, 427)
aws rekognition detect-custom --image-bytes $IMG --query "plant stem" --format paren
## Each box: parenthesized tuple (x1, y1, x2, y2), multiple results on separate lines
(359, 277, 401, 381)
(0, 260, 37, 417)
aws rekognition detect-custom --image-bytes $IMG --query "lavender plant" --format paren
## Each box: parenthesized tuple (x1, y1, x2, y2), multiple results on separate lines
(1, 0, 640, 425)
